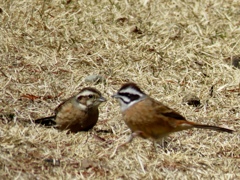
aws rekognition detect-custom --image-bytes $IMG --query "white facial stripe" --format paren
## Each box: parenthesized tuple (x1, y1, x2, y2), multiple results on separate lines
(77, 90, 97, 97)
(119, 100, 138, 112)
(77, 102, 87, 110)
(116, 86, 146, 112)
(119, 87, 143, 97)
(121, 96, 130, 103)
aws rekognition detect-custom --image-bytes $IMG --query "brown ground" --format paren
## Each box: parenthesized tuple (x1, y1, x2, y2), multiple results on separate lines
(0, 0, 239, 179)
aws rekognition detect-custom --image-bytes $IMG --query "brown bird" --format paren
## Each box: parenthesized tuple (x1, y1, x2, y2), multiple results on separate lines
(112, 83, 234, 147)
(34, 87, 106, 133)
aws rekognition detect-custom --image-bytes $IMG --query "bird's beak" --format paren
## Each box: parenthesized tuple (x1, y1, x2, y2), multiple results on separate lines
(98, 96, 107, 102)
(112, 93, 120, 99)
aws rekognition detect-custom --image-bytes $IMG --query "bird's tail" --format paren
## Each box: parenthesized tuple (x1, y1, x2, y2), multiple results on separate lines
(34, 116, 56, 126)
(192, 124, 234, 133)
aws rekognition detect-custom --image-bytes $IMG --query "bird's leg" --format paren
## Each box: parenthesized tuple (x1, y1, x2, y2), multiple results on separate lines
(110, 131, 143, 158)
(124, 131, 142, 144)
(152, 138, 165, 152)
(117, 130, 143, 149)
(122, 130, 143, 145)
(153, 141, 158, 152)
(159, 138, 165, 148)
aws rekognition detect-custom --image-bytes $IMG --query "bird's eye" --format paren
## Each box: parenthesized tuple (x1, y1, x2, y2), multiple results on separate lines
(88, 95, 94, 98)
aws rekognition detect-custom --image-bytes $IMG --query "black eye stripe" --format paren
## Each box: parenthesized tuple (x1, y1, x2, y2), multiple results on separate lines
(77, 94, 96, 100)
(118, 92, 140, 102)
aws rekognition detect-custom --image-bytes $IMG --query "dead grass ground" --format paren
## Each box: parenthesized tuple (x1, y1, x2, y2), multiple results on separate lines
(0, 0, 239, 179)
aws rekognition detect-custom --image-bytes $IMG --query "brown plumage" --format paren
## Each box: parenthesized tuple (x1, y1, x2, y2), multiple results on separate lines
(34, 87, 106, 133)
(113, 83, 234, 145)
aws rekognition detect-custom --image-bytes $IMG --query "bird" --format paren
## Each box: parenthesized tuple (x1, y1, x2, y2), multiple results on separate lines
(34, 87, 106, 133)
(112, 82, 234, 148)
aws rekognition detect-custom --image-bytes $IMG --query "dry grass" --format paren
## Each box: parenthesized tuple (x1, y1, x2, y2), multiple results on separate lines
(0, 0, 239, 179)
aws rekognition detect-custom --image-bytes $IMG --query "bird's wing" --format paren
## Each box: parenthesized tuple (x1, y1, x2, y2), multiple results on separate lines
(54, 96, 74, 113)
(34, 116, 56, 126)
(151, 98, 187, 128)
(152, 99, 186, 119)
